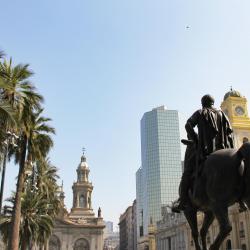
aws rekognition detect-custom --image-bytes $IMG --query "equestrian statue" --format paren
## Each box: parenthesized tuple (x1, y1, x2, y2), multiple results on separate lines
(172, 94, 250, 250)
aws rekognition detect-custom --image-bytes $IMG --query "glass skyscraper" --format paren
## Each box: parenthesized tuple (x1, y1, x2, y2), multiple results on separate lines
(136, 106, 182, 237)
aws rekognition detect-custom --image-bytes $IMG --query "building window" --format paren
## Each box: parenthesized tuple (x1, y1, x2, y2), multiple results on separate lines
(167, 237, 171, 250)
(49, 235, 61, 250)
(79, 195, 86, 208)
(74, 238, 89, 250)
(242, 244, 247, 250)
(207, 234, 211, 244)
(226, 239, 232, 250)
(79, 171, 84, 182)
(239, 221, 245, 238)
(139, 225, 143, 237)
(190, 240, 194, 246)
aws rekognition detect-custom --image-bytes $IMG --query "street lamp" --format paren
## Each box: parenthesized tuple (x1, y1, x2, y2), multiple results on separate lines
(0, 131, 18, 213)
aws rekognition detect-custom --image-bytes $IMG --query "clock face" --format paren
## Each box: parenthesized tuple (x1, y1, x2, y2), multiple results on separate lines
(235, 106, 245, 116)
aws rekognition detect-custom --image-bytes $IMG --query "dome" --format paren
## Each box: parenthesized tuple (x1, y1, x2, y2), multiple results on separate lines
(78, 155, 89, 170)
(223, 89, 243, 101)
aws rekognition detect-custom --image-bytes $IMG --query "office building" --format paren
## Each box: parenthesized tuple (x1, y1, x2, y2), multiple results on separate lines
(136, 106, 182, 239)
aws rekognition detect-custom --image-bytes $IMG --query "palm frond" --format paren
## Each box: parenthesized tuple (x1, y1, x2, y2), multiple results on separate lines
(0, 50, 5, 59)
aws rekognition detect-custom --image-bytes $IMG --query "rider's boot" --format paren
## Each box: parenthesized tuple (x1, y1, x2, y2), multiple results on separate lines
(172, 178, 190, 213)
(172, 197, 188, 213)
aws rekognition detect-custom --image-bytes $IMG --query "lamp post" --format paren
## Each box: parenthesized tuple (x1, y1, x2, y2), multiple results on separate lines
(0, 131, 18, 213)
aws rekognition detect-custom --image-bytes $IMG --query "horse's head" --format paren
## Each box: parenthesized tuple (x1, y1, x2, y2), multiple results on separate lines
(238, 142, 250, 162)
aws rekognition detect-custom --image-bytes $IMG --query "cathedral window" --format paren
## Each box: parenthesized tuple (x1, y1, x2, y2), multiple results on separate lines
(79, 194, 86, 207)
(74, 238, 89, 250)
(49, 235, 61, 250)
(79, 171, 84, 182)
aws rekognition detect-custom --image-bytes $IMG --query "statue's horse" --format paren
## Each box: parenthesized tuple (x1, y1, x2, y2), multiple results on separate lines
(182, 141, 250, 250)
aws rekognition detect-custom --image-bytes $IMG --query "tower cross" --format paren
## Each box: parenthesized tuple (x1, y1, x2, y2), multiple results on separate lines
(82, 147, 86, 156)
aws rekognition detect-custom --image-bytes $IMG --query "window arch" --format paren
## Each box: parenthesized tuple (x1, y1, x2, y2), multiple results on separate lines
(74, 238, 89, 250)
(79, 194, 86, 207)
(242, 244, 246, 250)
(49, 235, 61, 250)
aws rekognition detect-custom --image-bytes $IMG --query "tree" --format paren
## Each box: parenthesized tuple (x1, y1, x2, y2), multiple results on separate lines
(0, 189, 54, 250)
(0, 58, 44, 250)
(27, 108, 55, 163)
(35, 158, 61, 248)
(0, 158, 60, 249)
(0, 52, 16, 161)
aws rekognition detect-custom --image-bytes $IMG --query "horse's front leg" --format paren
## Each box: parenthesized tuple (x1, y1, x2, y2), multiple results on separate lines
(210, 205, 232, 250)
(200, 211, 214, 250)
(184, 207, 201, 250)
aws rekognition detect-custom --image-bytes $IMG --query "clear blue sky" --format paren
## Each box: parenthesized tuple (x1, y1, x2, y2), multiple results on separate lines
(1, 0, 250, 227)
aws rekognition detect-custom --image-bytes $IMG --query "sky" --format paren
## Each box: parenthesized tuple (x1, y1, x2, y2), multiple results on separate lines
(1, 0, 250, 227)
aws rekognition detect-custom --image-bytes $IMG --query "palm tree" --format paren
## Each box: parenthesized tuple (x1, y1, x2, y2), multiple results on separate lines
(11, 109, 56, 249)
(0, 50, 5, 59)
(0, 188, 54, 250)
(0, 58, 44, 250)
(0, 90, 16, 159)
(35, 158, 61, 248)
(0, 58, 42, 111)
(0, 158, 61, 249)
(36, 158, 60, 212)
(27, 108, 55, 163)
(0, 52, 16, 160)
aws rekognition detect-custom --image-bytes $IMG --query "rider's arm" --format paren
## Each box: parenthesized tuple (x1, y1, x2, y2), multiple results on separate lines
(185, 110, 199, 143)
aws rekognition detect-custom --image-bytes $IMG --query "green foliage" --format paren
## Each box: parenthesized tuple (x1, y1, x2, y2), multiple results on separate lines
(0, 188, 55, 248)
(0, 159, 61, 248)
(0, 51, 59, 249)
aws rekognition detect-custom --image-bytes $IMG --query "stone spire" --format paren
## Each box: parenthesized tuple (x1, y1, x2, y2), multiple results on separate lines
(69, 151, 94, 218)
(59, 181, 65, 204)
(77, 152, 90, 183)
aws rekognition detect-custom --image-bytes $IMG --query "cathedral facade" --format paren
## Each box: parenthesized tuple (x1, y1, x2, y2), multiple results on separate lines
(48, 153, 105, 250)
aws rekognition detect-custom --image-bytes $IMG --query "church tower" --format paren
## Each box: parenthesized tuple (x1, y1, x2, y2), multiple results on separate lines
(221, 88, 250, 148)
(69, 152, 95, 218)
(49, 151, 105, 250)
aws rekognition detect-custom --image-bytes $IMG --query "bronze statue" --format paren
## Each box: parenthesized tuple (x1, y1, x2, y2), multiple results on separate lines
(176, 141, 250, 250)
(174, 94, 235, 212)
(98, 207, 102, 218)
(172, 95, 250, 250)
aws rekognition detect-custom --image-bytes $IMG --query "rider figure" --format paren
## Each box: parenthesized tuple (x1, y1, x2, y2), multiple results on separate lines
(174, 94, 236, 212)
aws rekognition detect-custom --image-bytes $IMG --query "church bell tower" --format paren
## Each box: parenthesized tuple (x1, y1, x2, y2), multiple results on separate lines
(221, 88, 250, 148)
(69, 152, 95, 218)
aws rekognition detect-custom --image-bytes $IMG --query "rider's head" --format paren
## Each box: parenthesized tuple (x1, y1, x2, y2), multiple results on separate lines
(201, 94, 214, 108)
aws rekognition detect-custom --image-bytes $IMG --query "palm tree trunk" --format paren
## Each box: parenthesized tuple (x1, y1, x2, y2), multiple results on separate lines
(0, 149, 7, 212)
(21, 237, 27, 250)
(8, 134, 27, 250)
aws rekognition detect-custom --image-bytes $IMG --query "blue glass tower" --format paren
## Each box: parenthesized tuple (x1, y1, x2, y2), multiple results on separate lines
(136, 106, 182, 237)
